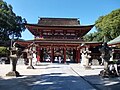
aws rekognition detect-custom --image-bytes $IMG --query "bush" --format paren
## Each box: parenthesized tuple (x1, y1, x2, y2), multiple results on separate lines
(0, 47, 9, 57)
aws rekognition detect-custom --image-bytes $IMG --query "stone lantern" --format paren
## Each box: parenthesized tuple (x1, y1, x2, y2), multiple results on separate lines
(6, 43, 21, 77)
(81, 46, 91, 68)
(99, 42, 112, 69)
(27, 46, 35, 69)
(99, 42, 120, 77)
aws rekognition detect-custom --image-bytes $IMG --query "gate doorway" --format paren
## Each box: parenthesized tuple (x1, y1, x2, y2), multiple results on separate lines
(37, 46, 81, 63)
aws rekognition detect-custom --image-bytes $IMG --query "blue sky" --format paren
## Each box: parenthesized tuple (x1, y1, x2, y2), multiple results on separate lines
(4, 0, 120, 40)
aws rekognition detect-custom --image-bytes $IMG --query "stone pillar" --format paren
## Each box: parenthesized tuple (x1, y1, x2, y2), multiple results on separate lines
(11, 57, 17, 71)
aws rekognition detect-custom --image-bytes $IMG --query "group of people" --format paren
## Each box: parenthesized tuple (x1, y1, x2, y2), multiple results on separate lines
(54, 56, 63, 63)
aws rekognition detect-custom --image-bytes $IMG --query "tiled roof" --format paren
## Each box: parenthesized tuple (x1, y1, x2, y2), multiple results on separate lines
(38, 17, 80, 26)
(108, 35, 120, 45)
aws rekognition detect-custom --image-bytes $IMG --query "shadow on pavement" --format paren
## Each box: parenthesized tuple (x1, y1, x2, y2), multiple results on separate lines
(82, 74, 120, 90)
(0, 73, 94, 90)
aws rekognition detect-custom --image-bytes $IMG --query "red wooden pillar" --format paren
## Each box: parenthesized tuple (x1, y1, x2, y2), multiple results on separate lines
(51, 47, 54, 63)
(37, 47, 41, 62)
(73, 49, 76, 63)
(77, 48, 80, 63)
(63, 48, 66, 63)
(76, 48, 78, 63)
(40, 48, 43, 62)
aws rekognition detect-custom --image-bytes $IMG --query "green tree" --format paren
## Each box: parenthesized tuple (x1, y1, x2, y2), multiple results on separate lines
(83, 31, 103, 42)
(0, 0, 27, 41)
(83, 33, 94, 42)
(95, 9, 120, 42)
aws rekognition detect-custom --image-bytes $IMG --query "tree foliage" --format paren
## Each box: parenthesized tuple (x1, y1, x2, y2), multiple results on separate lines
(0, 46, 9, 56)
(95, 9, 120, 42)
(0, 0, 27, 41)
(83, 31, 103, 42)
(84, 9, 120, 42)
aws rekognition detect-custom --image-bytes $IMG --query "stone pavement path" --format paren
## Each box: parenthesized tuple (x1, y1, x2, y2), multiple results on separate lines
(70, 64, 120, 90)
(0, 63, 96, 90)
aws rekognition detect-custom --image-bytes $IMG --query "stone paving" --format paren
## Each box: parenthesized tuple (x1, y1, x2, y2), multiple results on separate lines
(70, 64, 120, 90)
(0, 63, 120, 90)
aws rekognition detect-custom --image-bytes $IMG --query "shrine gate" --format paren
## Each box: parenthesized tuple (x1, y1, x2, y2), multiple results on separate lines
(17, 18, 94, 63)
